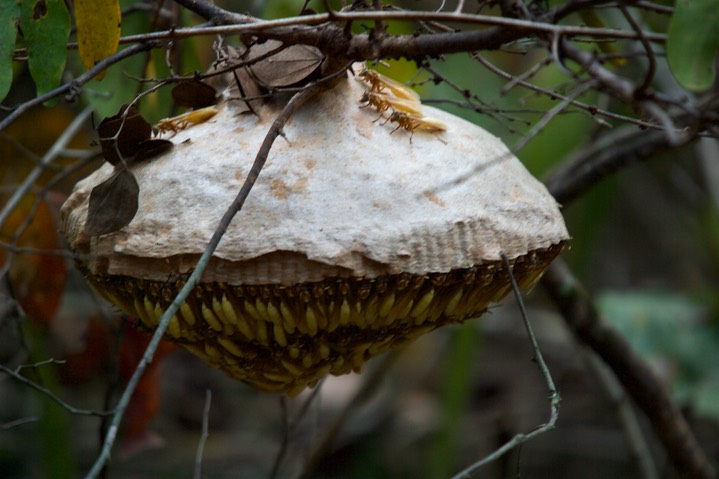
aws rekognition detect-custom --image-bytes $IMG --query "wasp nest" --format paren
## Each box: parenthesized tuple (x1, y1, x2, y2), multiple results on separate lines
(62, 68, 569, 395)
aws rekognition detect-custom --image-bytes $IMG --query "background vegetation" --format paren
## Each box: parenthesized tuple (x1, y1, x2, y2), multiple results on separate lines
(1, 0, 718, 478)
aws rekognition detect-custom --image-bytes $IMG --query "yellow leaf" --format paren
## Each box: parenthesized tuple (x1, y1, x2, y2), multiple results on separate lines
(74, 0, 121, 80)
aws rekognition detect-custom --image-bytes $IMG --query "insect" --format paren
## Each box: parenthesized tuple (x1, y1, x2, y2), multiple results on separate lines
(360, 92, 423, 117)
(388, 111, 447, 141)
(155, 106, 219, 135)
(359, 68, 421, 103)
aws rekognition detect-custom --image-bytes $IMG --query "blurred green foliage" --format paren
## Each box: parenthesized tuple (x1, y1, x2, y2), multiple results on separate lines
(668, 0, 719, 91)
(599, 291, 719, 422)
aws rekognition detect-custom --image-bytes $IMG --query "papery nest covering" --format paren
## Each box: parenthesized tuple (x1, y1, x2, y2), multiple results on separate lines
(61, 62, 569, 395)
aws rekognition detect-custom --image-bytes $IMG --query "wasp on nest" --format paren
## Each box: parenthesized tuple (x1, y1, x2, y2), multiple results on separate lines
(357, 66, 447, 140)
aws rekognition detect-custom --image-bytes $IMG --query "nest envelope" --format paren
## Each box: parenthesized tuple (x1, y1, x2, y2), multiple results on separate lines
(61, 72, 569, 395)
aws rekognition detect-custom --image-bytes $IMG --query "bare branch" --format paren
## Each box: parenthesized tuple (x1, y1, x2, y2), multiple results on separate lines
(541, 259, 716, 479)
(474, 53, 662, 130)
(0, 42, 158, 134)
(582, 347, 659, 479)
(511, 79, 596, 153)
(82, 67, 347, 479)
(193, 389, 212, 479)
(0, 107, 93, 230)
(449, 254, 560, 478)
(544, 124, 696, 205)
(0, 362, 112, 417)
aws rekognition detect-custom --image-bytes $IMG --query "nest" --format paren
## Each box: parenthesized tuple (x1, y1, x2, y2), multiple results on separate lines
(61, 65, 569, 395)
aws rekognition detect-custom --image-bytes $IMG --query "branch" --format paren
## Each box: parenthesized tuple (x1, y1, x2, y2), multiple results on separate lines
(582, 347, 659, 479)
(171, 0, 253, 25)
(0, 42, 158, 134)
(0, 362, 112, 417)
(541, 259, 716, 479)
(449, 255, 560, 478)
(193, 389, 212, 479)
(473, 54, 663, 131)
(544, 124, 696, 205)
(82, 68, 345, 479)
(0, 107, 93, 229)
(108, 7, 667, 63)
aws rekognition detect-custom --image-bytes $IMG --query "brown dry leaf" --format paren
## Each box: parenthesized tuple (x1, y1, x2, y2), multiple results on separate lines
(205, 45, 262, 114)
(84, 169, 139, 236)
(171, 80, 217, 109)
(134, 139, 173, 163)
(74, 0, 121, 80)
(247, 40, 324, 88)
(97, 104, 151, 165)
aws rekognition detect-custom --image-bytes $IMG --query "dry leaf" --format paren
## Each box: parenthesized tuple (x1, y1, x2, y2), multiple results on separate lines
(247, 40, 324, 88)
(205, 45, 262, 114)
(134, 139, 173, 163)
(97, 104, 152, 165)
(171, 80, 217, 109)
(84, 168, 139, 236)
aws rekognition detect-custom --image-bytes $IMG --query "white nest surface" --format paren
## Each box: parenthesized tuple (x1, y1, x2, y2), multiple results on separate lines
(62, 71, 569, 284)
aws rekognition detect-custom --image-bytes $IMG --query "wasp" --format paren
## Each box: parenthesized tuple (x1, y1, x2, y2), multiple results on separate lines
(360, 92, 422, 117)
(388, 111, 447, 141)
(155, 106, 219, 135)
(359, 68, 421, 103)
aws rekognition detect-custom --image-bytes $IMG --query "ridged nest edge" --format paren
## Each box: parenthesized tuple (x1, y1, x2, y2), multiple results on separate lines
(81, 242, 565, 395)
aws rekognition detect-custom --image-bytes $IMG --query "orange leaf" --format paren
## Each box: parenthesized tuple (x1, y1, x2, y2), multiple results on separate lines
(118, 323, 176, 455)
(1, 195, 67, 325)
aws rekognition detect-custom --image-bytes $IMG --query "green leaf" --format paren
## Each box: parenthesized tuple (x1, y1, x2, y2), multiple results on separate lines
(0, 1, 19, 102)
(598, 290, 719, 419)
(19, 0, 70, 102)
(694, 374, 719, 422)
(667, 0, 719, 92)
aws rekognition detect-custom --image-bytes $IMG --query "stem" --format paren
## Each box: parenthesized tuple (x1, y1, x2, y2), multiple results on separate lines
(82, 74, 341, 479)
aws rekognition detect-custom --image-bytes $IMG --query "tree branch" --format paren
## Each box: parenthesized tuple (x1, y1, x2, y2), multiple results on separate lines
(544, 125, 696, 205)
(541, 259, 716, 479)
(82, 66, 346, 479)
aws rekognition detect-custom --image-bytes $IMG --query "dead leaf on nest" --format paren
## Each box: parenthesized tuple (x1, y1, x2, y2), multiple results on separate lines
(84, 168, 139, 236)
(171, 80, 217, 109)
(247, 40, 324, 89)
(96, 104, 151, 166)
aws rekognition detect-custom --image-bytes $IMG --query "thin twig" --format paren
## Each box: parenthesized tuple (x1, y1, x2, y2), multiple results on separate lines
(1, 417, 39, 430)
(511, 79, 596, 153)
(0, 363, 112, 417)
(193, 389, 212, 479)
(449, 255, 560, 478)
(268, 397, 290, 479)
(82, 72, 343, 479)
(269, 384, 323, 479)
(0, 42, 157, 134)
(473, 53, 663, 130)
(618, 4, 656, 95)
(421, 63, 524, 132)
(0, 107, 92, 230)
(582, 347, 659, 479)
(160, 8, 669, 42)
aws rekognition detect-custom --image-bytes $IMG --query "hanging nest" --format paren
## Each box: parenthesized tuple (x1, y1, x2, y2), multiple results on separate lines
(61, 59, 569, 395)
